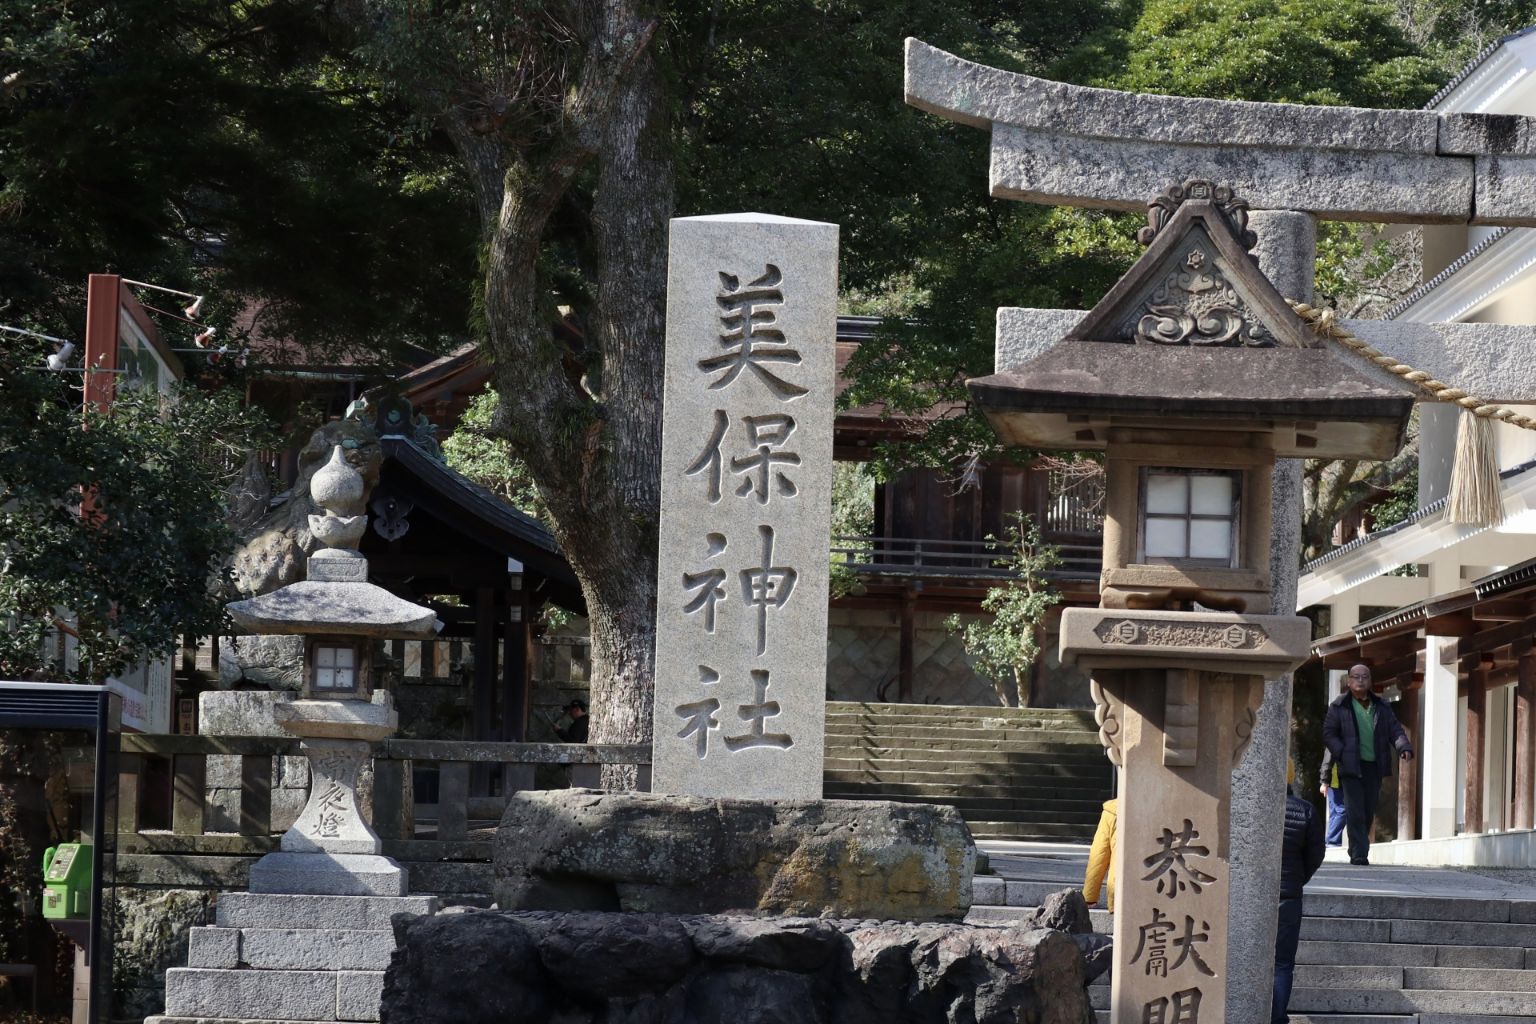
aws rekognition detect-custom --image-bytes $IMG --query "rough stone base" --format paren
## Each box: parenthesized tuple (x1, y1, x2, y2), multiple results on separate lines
(248, 852, 407, 897)
(494, 789, 975, 921)
(384, 908, 1092, 1024)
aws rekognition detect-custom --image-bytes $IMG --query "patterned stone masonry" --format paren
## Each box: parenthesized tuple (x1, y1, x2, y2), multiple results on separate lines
(146, 893, 437, 1024)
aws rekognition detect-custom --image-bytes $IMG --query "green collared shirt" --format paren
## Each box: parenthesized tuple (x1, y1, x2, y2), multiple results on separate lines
(1352, 697, 1376, 763)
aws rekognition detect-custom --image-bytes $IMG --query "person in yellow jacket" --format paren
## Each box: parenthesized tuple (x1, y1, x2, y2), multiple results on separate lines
(1082, 798, 1118, 910)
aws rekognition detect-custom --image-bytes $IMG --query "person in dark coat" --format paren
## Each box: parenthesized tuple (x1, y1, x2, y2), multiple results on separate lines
(1273, 759, 1325, 1024)
(554, 699, 589, 743)
(1322, 664, 1414, 865)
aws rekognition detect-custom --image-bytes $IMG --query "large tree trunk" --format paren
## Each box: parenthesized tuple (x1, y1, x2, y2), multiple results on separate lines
(330, 3, 669, 775)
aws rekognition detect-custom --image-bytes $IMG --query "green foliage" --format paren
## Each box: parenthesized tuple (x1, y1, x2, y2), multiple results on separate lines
(441, 385, 548, 524)
(0, 0, 477, 366)
(0, 336, 271, 682)
(1109, 0, 1442, 107)
(828, 462, 875, 598)
(1370, 466, 1420, 531)
(945, 514, 1062, 708)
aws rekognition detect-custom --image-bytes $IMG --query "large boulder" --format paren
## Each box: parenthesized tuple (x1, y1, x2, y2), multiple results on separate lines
(381, 910, 1092, 1024)
(493, 789, 976, 922)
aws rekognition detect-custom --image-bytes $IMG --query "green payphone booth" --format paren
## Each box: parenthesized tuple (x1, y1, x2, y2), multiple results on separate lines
(42, 843, 94, 920)
(0, 681, 120, 1024)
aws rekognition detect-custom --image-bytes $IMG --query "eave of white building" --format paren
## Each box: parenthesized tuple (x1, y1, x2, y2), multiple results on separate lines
(1297, 461, 1536, 612)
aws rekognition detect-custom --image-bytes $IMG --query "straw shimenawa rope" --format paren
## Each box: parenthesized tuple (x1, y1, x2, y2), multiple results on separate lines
(1288, 299, 1536, 430)
(1289, 299, 1521, 526)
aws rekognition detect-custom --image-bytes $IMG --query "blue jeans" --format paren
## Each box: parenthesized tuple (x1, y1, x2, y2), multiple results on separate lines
(1325, 786, 1346, 846)
(1272, 896, 1304, 1024)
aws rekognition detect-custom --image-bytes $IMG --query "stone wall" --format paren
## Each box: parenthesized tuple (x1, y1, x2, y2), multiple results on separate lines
(111, 887, 216, 1020)
(826, 607, 1094, 709)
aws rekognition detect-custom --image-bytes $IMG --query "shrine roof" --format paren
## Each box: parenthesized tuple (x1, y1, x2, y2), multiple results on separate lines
(372, 436, 585, 613)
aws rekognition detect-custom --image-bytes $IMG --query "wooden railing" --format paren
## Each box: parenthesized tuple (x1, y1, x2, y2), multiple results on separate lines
(830, 535, 1101, 581)
(112, 734, 651, 858)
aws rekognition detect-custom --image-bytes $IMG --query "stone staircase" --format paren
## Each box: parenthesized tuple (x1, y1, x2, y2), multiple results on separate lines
(822, 701, 1113, 842)
(970, 880, 1536, 1022)
(149, 892, 437, 1023)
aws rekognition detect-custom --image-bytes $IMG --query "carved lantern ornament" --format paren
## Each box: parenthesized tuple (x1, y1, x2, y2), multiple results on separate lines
(968, 179, 1412, 616)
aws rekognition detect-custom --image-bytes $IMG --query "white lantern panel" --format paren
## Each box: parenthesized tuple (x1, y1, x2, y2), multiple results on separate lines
(334, 647, 355, 668)
(315, 668, 335, 689)
(1146, 473, 1188, 514)
(1145, 518, 1187, 558)
(1190, 520, 1233, 560)
(1191, 474, 1235, 515)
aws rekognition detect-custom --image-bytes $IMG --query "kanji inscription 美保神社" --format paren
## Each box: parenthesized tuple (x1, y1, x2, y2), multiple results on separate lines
(652, 214, 838, 800)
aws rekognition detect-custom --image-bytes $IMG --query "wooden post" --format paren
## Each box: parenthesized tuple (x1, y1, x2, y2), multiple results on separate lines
(372, 758, 408, 841)
(437, 761, 469, 841)
(1516, 644, 1536, 831)
(1466, 665, 1488, 835)
(473, 587, 496, 796)
(116, 752, 142, 833)
(238, 754, 273, 837)
(1396, 684, 1419, 842)
(171, 754, 206, 837)
(502, 592, 531, 743)
(898, 588, 915, 704)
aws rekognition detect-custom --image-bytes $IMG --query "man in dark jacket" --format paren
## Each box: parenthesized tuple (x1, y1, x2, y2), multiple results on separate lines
(1322, 664, 1414, 865)
(1273, 761, 1325, 1024)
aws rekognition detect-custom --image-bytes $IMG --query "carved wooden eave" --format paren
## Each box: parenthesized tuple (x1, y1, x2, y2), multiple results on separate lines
(968, 182, 1413, 460)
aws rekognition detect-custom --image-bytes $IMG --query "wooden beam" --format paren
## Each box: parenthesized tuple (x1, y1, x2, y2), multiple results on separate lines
(1459, 616, 1536, 659)
(1474, 597, 1536, 622)
(1424, 611, 1479, 637)
(1466, 665, 1488, 835)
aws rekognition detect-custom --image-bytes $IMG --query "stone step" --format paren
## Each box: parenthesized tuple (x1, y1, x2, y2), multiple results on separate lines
(149, 1018, 338, 1024)
(823, 791, 1105, 815)
(164, 968, 384, 1022)
(1301, 892, 1536, 924)
(1288, 964, 1536, 990)
(823, 765, 1111, 786)
(216, 892, 436, 931)
(1289, 987, 1536, 1015)
(823, 778, 1108, 799)
(824, 725, 1103, 745)
(825, 700, 1095, 721)
(1093, 1015, 1416, 1024)
(962, 821, 1097, 840)
(1091, 984, 1536, 1015)
(1297, 939, 1531, 969)
(188, 926, 396, 972)
(823, 746, 1108, 766)
(823, 739, 1105, 759)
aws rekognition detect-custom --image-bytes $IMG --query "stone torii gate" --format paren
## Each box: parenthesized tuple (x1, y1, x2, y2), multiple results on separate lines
(904, 37, 1536, 1022)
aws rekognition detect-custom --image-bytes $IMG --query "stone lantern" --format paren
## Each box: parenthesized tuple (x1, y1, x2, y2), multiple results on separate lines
(228, 445, 437, 896)
(967, 181, 1411, 1022)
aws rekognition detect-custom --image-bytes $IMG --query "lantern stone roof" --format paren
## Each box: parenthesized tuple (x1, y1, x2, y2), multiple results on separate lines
(967, 180, 1413, 460)
(228, 445, 438, 640)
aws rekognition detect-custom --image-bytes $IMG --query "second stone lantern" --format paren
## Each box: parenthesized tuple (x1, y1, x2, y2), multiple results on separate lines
(967, 181, 1411, 1023)
(228, 444, 438, 897)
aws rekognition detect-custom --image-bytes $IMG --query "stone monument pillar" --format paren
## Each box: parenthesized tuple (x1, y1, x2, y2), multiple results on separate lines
(962, 181, 1411, 1022)
(651, 213, 839, 799)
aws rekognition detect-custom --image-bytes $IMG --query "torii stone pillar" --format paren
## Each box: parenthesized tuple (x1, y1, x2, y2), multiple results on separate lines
(904, 37, 1536, 1020)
